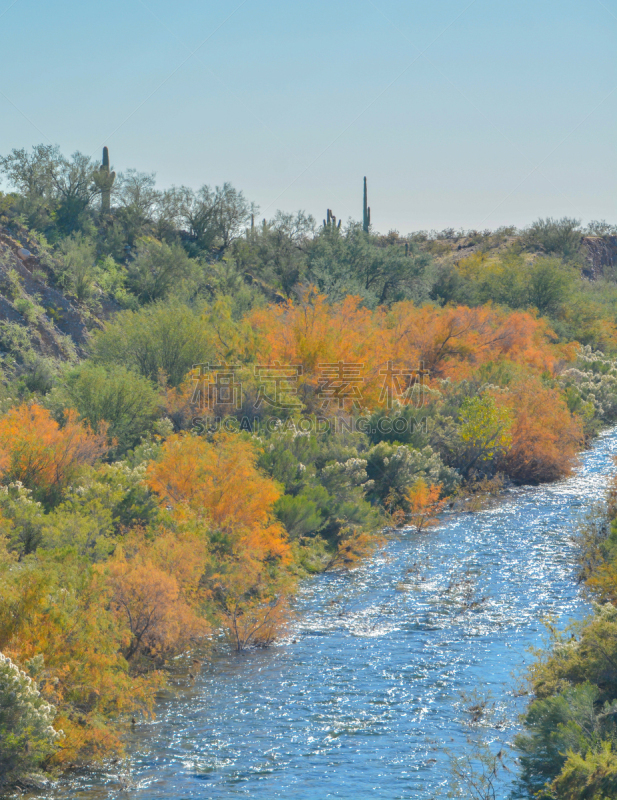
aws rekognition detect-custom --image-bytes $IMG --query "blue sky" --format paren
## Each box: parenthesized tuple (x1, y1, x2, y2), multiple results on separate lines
(0, 0, 615, 232)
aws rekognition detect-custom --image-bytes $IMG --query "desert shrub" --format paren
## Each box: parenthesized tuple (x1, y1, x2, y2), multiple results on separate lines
(526, 256, 578, 315)
(49, 363, 161, 456)
(126, 238, 198, 303)
(13, 296, 41, 324)
(586, 220, 617, 236)
(90, 300, 214, 387)
(306, 222, 432, 306)
(0, 265, 24, 302)
(55, 234, 98, 302)
(0, 322, 36, 365)
(0, 482, 46, 556)
(0, 651, 61, 790)
(365, 442, 459, 508)
(21, 356, 58, 395)
(523, 217, 582, 260)
(232, 211, 312, 297)
(560, 347, 617, 424)
(96, 255, 134, 306)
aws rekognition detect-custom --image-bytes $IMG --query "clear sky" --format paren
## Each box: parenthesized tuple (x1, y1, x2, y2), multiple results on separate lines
(0, 0, 615, 233)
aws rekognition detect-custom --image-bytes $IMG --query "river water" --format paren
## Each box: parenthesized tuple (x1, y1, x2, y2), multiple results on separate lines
(40, 428, 617, 800)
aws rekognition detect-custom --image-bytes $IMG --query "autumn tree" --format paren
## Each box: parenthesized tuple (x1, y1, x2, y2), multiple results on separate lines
(106, 546, 208, 665)
(0, 551, 156, 766)
(147, 433, 293, 649)
(405, 478, 447, 533)
(246, 291, 576, 414)
(502, 380, 584, 483)
(0, 404, 107, 507)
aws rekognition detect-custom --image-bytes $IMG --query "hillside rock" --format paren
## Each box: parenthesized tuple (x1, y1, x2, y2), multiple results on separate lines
(0, 228, 119, 365)
(581, 236, 617, 280)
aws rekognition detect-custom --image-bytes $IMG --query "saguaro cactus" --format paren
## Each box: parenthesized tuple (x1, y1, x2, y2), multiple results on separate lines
(363, 176, 371, 233)
(97, 146, 116, 214)
(323, 209, 341, 229)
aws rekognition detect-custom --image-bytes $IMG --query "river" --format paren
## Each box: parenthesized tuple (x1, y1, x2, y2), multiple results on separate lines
(37, 427, 617, 800)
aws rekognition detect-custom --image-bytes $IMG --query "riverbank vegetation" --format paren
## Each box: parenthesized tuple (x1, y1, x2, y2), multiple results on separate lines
(515, 466, 617, 798)
(1, 144, 617, 791)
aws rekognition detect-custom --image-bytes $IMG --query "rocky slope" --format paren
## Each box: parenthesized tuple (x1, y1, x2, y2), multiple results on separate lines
(0, 227, 120, 370)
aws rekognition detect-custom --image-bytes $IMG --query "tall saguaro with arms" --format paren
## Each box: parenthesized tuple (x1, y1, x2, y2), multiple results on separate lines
(97, 146, 116, 214)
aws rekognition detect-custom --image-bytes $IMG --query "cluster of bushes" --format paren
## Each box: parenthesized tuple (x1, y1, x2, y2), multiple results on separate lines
(515, 468, 617, 798)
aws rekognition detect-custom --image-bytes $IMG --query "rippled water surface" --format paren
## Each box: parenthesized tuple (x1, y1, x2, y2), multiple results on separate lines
(42, 430, 617, 800)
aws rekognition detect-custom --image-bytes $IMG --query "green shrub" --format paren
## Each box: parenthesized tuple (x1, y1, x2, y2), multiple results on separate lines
(0, 322, 35, 365)
(55, 234, 98, 303)
(551, 740, 617, 800)
(0, 651, 61, 790)
(90, 299, 214, 386)
(0, 267, 24, 302)
(516, 682, 610, 792)
(46, 462, 159, 545)
(523, 217, 582, 260)
(21, 356, 57, 395)
(0, 482, 46, 556)
(126, 238, 198, 303)
(274, 493, 324, 539)
(560, 348, 617, 424)
(365, 442, 459, 508)
(526, 256, 578, 316)
(13, 297, 41, 324)
(50, 362, 161, 456)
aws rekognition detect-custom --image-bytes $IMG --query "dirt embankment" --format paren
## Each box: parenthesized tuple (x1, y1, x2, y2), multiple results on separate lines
(0, 228, 120, 362)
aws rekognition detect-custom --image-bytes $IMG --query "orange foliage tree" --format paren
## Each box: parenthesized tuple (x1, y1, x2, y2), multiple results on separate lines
(147, 432, 293, 649)
(243, 290, 577, 414)
(500, 379, 584, 483)
(405, 479, 447, 533)
(0, 404, 107, 505)
(0, 551, 156, 766)
(104, 528, 209, 664)
(106, 555, 208, 664)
